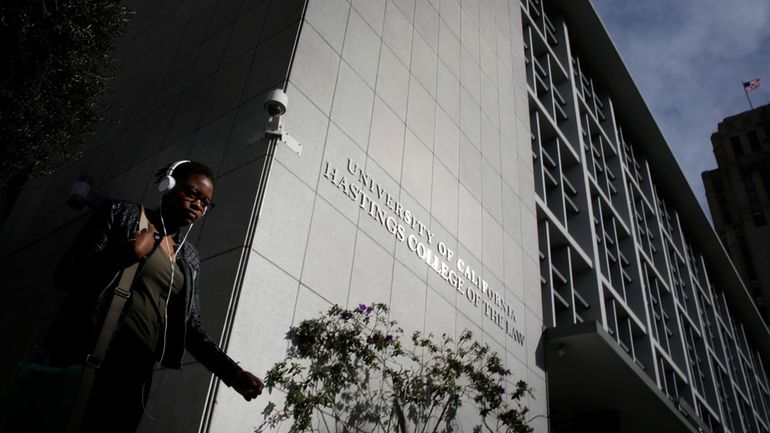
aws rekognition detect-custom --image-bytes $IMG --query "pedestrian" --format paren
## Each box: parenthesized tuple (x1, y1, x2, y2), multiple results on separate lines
(45, 160, 263, 432)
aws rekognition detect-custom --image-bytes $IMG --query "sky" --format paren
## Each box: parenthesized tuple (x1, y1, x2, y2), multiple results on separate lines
(589, 0, 770, 215)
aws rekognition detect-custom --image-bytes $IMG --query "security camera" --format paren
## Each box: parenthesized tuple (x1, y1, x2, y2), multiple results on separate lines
(246, 88, 302, 156)
(264, 88, 288, 116)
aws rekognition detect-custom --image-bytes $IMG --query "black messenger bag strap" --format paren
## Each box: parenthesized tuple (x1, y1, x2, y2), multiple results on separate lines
(66, 205, 149, 433)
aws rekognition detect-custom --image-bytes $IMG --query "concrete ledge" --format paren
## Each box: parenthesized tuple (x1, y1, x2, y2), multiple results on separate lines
(545, 321, 702, 433)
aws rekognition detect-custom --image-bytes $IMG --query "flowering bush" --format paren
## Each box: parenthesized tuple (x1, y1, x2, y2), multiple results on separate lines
(257, 303, 533, 433)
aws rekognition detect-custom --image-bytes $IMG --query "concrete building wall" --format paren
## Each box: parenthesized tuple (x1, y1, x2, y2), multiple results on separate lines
(207, 0, 546, 431)
(0, 0, 304, 432)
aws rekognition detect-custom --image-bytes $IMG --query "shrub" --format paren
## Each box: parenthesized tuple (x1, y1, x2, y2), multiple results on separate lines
(0, 0, 132, 186)
(258, 303, 533, 433)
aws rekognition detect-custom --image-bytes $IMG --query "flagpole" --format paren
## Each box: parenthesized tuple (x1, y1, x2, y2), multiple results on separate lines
(745, 89, 754, 109)
(742, 79, 762, 109)
(743, 82, 754, 109)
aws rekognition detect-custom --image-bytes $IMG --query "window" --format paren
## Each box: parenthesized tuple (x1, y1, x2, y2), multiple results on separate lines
(730, 135, 744, 156)
(748, 131, 761, 152)
(744, 173, 759, 204)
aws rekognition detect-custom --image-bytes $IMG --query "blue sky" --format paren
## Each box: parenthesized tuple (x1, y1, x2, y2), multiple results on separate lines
(590, 0, 770, 214)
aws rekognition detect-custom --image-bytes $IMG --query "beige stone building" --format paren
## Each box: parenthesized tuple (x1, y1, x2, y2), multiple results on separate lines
(703, 104, 770, 322)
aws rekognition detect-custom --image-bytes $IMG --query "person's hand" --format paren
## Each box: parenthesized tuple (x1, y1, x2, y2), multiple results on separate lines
(133, 224, 160, 259)
(232, 369, 264, 401)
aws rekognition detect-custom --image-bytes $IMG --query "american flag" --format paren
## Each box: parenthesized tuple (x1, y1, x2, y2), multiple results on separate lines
(744, 79, 760, 92)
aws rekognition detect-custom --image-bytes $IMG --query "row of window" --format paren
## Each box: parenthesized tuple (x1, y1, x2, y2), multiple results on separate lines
(730, 129, 767, 157)
(522, 1, 770, 431)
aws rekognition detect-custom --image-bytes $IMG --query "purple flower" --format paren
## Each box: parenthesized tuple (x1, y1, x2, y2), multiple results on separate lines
(340, 311, 352, 320)
(495, 386, 505, 395)
(498, 368, 510, 376)
(385, 335, 394, 343)
(357, 303, 373, 316)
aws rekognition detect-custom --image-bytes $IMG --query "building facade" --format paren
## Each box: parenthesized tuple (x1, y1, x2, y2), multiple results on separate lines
(703, 104, 770, 322)
(523, 2, 770, 432)
(0, 0, 769, 433)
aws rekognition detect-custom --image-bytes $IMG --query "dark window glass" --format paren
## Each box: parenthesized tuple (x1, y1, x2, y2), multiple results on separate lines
(753, 211, 767, 227)
(748, 131, 761, 152)
(730, 135, 744, 156)
(744, 174, 759, 203)
(712, 176, 731, 223)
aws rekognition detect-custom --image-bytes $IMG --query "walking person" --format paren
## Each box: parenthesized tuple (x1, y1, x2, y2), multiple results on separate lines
(43, 160, 263, 432)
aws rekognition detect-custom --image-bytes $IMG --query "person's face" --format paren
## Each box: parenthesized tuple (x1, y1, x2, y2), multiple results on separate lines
(167, 174, 214, 226)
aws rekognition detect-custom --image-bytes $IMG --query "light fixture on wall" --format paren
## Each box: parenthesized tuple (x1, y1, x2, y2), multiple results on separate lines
(246, 88, 302, 155)
(67, 175, 104, 209)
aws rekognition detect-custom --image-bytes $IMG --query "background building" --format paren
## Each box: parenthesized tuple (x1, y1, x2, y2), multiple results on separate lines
(1, 0, 768, 432)
(703, 104, 770, 321)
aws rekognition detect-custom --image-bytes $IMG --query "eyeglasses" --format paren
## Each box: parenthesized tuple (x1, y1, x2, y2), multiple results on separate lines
(178, 185, 215, 210)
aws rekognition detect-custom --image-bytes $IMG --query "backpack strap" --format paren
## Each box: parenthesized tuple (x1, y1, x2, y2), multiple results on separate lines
(66, 205, 149, 433)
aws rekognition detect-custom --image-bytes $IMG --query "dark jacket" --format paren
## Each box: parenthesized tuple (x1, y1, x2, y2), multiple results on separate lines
(51, 200, 241, 386)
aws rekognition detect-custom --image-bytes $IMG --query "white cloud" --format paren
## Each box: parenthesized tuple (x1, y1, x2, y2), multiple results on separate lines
(591, 0, 770, 212)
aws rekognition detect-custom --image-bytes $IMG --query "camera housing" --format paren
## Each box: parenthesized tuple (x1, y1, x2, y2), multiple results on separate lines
(248, 88, 302, 155)
(264, 88, 288, 116)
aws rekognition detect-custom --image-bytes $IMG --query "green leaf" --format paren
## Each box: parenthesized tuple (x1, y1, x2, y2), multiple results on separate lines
(260, 302, 532, 433)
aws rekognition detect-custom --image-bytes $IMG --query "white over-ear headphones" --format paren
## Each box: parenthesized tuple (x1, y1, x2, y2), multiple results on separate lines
(157, 160, 190, 193)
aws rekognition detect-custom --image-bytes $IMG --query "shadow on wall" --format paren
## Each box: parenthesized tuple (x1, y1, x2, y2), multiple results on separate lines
(0, 0, 308, 432)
